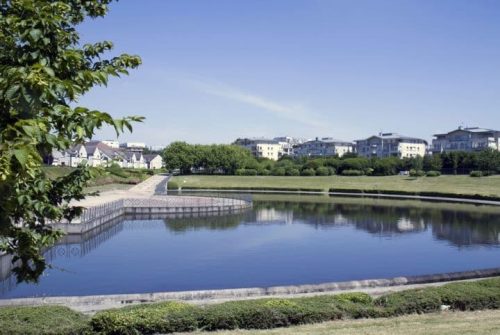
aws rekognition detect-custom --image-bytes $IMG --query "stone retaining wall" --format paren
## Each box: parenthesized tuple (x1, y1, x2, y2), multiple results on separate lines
(1, 267, 499, 313)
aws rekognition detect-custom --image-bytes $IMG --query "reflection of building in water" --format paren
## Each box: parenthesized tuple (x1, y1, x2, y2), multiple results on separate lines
(432, 222, 500, 247)
(254, 208, 294, 225)
(397, 218, 425, 232)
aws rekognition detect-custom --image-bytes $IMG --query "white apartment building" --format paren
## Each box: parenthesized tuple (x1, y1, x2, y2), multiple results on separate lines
(273, 136, 305, 157)
(294, 137, 355, 157)
(234, 138, 282, 161)
(356, 133, 427, 158)
(432, 127, 500, 154)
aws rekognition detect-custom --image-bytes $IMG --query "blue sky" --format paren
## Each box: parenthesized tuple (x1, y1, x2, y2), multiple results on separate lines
(78, 0, 500, 146)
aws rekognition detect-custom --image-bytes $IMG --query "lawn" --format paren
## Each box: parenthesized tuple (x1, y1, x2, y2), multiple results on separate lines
(171, 174, 500, 198)
(183, 309, 500, 335)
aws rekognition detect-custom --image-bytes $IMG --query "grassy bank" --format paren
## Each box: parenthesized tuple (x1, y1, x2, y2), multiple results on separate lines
(42, 166, 152, 192)
(3, 278, 499, 334)
(170, 175, 500, 198)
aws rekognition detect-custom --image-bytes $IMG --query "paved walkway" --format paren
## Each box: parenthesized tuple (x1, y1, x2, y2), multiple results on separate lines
(71, 174, 170, 208)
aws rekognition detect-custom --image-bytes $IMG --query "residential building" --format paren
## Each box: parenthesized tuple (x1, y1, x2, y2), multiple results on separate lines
(294, 137, 355, 158)
(273, 136, 305, 157)
(144, 154, 164, 169)
(431, 127, 500, 154)
(101, 140, 119, 149)
(356, 133, 427, 158)
(234, 138, 282, 161)
(119, 142, 146, 152)
(50, 141, 150, 169)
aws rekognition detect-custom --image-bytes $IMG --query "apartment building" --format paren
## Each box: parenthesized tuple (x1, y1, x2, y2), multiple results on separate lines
(294, 137, 355, 157)
(273, 136, 305, 157)
(431, 127, 500, 154)
(234, 138, 282, 161)
(356, 133, 427, 158)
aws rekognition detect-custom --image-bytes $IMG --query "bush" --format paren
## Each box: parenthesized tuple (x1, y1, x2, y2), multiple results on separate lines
(425, 170, 441, 177)
(375, 288, 442, 315)
(167, 180, 179, 190)
(315, 166, 331, 176)
(106, 163, 128, 178)
(271, 167, 286, 176)
(300, 168, 316, 176)
(409, 169, 425, 177)
(285, 168, 300, 176)
(91, 301, 199, 334)
(235, 169, 258, 176)
(0, 306, 90, 335)
(341, 169, 364, 176)
(470, 170, 483, 177)
(258, 169, 271, 176)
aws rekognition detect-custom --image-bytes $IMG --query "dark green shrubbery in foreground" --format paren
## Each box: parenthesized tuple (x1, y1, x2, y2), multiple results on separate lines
(3, 279, 500, 335)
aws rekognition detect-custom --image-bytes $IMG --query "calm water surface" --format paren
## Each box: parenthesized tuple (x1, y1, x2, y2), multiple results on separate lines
(1, 195, 500, 298)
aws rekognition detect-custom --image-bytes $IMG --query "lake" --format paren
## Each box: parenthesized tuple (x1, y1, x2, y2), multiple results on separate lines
(1, 194, 500, 298)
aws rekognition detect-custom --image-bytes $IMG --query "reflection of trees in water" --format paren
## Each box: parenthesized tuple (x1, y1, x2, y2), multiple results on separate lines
(253, 201, 500, 244)
(163, 212, 253, 233)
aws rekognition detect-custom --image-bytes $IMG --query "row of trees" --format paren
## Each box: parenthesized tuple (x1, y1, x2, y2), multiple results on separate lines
(163, 142, 500, 176)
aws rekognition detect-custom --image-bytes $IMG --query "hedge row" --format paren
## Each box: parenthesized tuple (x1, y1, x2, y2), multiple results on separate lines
(3, 278, 499, 334)
(328, 188, 500, 202)
(88, 278, 500, 335)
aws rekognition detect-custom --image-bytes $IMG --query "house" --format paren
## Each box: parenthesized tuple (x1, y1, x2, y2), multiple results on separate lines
(144, 154, 163, 169)
(356, 133, 427, 158)
(431, 127, 500, 154)
(294, 137, 355, 158)
(51, 141, 150, 169)
(234, 138, 282, 161)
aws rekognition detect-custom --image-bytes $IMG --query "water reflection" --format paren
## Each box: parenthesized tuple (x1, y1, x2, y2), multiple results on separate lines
(1, 196, 500, 297)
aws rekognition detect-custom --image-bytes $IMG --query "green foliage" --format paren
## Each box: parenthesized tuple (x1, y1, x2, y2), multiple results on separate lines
(90, 301, 199, 335)
(300, 168, 316, 176)
(470, 170, 483, 177)
(2, 278, 499, 334)
(271, 167, 286, 176)
(315, 166, 332, 176)
(426, 170, 441, 177)
(285, 168, 300, 176)
(0, 305, 89, 335)
(0, 0, 142, 282)
(409, 169, 425, 177)
(341, 169, 364, 176)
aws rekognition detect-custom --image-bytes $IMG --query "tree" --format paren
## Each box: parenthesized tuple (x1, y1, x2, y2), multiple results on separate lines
(162, 142, 196, 174)
(0, 0, 143, 282)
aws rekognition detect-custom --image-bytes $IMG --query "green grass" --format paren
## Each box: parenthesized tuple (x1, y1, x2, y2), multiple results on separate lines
(42, 166, 150, 192)
(0, 306, 89, 335)
(171, 175, 500, 198)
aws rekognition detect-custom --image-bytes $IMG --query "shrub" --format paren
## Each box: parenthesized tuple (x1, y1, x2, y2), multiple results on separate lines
(425, 170, 441, 177)
(315, 166, 331, 176)
(91, 301, 199, 334)
(470, 170, 483, 177)
(341, 169, 364, 176)
(258, 169, 271, 176)
(106, 163, 128, 178)
(235, 169, 258, 176)
(0, 306, 90, 335)
(375, 288, 442, 315)
(271, 167, 286, 176)
(167, 180, 179, 190)
(300, 168, 316, 176)
(285, 168, 300, 176)
(333, 292, 373, 305)
(409, 169, 425, 177)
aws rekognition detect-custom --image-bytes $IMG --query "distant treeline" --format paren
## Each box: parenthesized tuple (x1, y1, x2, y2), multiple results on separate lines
(162, 142, 500, 176)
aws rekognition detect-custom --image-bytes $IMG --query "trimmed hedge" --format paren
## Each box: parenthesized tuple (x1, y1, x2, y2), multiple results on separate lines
(341, 169, 364, 176)
(328, 188, 500, 202)
(0, 306, 90, 335)
(4, 279, 500, 334)
(88, 279, 500, 334)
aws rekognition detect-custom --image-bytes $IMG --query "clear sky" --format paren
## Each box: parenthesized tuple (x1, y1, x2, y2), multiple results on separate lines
(78, 0, 500, 146)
